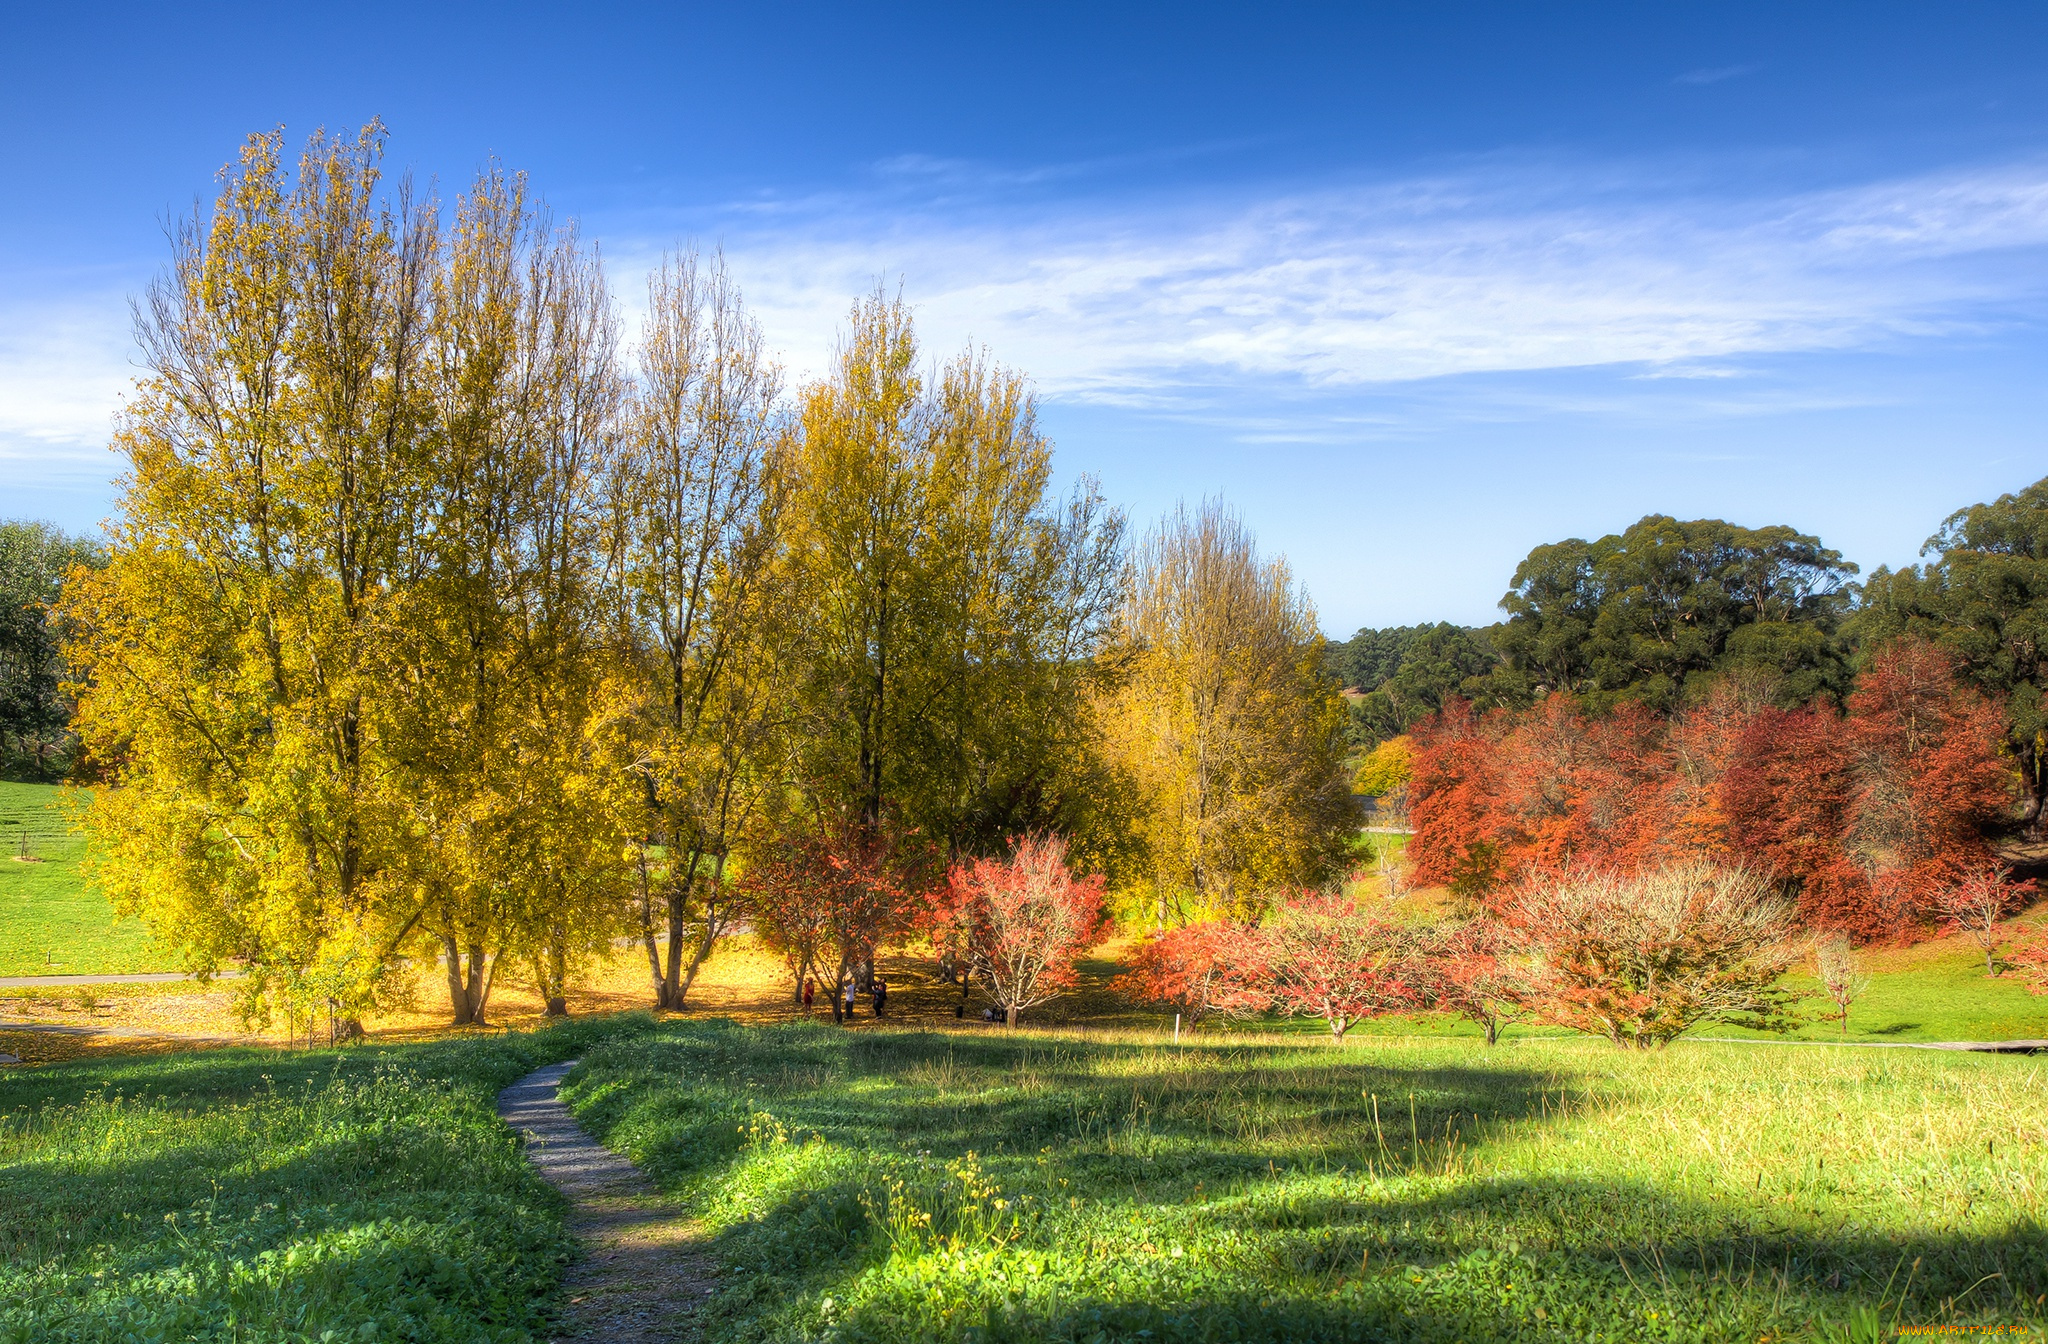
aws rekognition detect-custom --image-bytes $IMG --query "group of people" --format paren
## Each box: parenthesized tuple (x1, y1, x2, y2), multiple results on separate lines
(801, 976, 888, 1018)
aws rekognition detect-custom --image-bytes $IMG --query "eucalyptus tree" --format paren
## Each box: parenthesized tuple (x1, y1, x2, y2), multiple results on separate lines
(1858, 474, 2048, 838)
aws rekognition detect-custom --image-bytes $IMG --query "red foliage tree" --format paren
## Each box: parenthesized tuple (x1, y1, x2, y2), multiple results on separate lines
(1414, 918, 1528, 1045)
(1255, 891, 1419, 1037)
(1721, 703, 1872, 932)
(1658, 680, 1764, 864)
(1411, 695, 1675, 894)
(1926, 864, 2036, 976)
(743, 839, 836, 1006)
(1415, 642, 2014, 945)
(1408, 699, 1508, 890)
(943, 833, 1106, 1027)
(1843, 641, 2013, 913)
(1115, 920, 1266, 1024)
(744, 827, 918, 1022)
(1727, 641, 2012, 941)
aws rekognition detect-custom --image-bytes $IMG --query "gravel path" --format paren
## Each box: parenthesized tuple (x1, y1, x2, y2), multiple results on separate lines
(0, 971, 242, 987)
(499, 1061, 716, 1343)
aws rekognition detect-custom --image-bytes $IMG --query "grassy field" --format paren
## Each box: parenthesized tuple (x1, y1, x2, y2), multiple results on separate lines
(3, 1015, 2043, 1342)
(561, 1021, 2047, 1343)
(0, 782, 171, 977)
(0, 1017, 651, 1343)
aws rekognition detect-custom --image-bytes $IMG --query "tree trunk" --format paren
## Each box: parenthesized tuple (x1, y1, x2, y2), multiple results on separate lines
(1006, 1004, 1019, 1028)
(538, 941, 568, 1016)
(639, 853, 666, 1005)
(465, 945, 494, 1025)
(2016, 736, 2044, 841)
(643, 927, 666, 1006)
(1483, 1017, 1498, 1047)
(659, 874, 690, 1009)
(675, 858, 732, 1008)
(442, 933, 476, 1026)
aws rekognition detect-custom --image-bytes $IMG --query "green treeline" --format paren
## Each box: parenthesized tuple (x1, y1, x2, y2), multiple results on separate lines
(1329, 491, 2048, 832)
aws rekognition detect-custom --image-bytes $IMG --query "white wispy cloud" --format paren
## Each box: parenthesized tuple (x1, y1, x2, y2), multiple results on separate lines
(8, 155, 2048, 465)
(0, 289, 132, 469)
(1674, 64, 1759, 86)
(619, 157, 2048, 405)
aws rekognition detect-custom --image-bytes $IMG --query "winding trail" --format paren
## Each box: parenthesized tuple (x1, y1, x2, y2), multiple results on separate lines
(498, 1061, 715, 1343)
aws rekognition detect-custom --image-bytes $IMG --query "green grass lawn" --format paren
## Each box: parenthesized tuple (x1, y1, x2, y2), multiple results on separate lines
(565, 1019, 2048, 1344)
(0, 1017, 651, 1343)
(0, 782, 172, 976)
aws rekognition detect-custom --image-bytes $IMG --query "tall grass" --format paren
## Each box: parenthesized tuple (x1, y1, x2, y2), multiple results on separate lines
(565, 1021, 2047, 1343)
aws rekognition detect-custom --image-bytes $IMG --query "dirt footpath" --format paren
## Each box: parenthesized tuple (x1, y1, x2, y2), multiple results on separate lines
(498, 1061, 717, 1343)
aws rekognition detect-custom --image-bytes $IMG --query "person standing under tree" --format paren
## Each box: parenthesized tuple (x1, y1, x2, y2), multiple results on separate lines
(802, 979, 814, 1012)
(873, 979, 888, 1017)
(842, 981, 856, 1020)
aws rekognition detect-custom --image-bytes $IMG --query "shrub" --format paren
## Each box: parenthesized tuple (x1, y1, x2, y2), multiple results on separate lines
(1113, 919, 1265, 1024)
(1254, 891, 1418, 1038)
(941, 833, 1106, 1026)
(1507, 863, 1797, 1049)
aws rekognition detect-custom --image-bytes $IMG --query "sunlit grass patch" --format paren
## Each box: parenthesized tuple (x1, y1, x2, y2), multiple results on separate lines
(567, 1020, 2048, 1343)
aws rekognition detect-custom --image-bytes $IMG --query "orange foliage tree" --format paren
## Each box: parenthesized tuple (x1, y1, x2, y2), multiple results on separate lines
(1115, 920, 1266, 1024)
(1413, 641, 2014, 942)
(941, 833, 1106, 1027)
(744, 828, 920, 1021)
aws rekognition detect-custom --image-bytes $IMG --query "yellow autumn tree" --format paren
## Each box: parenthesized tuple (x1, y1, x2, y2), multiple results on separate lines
(66, 128, 637, 1027)
(1102, 501, 1352, 924)
(605, 248, 789, 1009)
(63, 126, 434, 1024)
(777, 289, 1128, 869)
(377, 165, 632, 1023)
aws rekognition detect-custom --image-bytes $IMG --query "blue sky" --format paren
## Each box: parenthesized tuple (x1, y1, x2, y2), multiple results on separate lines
(3, 2, 2045, 633)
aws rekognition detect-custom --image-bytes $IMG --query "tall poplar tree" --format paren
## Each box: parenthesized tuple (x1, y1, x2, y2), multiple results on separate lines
(64, 126, 435, 1019)
(382, 166, 630, 1023)
(778, 290, 1126, 860)
(1103, 501, 1352, 922)
(608, 249, 787, 1009)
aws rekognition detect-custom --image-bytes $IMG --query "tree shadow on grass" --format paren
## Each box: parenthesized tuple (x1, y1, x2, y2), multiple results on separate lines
(696, 1170, 2045, 1343)
(568, 1019, 1570, 1194)
(570, 1020, 2046, 1343)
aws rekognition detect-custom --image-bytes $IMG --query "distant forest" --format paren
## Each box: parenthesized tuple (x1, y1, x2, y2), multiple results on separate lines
(1324, 495, 2045, 816)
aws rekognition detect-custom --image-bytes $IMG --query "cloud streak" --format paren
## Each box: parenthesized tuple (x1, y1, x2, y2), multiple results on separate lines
(666, 159, 2048, 405)
(8, 155, 2048, 462)
(1674, 64, 1759, 86)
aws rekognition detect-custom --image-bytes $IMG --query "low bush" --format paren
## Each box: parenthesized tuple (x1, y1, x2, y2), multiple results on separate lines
(1507, 863, 1797, 1048)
